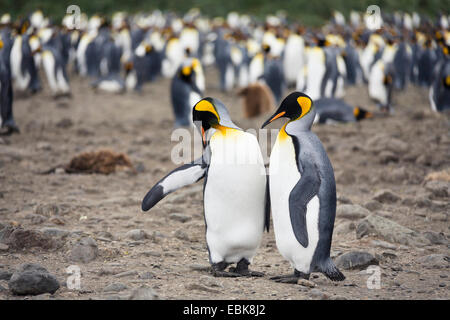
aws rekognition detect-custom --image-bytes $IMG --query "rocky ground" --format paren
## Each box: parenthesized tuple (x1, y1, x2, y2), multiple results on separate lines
(0, 67, 449, 300)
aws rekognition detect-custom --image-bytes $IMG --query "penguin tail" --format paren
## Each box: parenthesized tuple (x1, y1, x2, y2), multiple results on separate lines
(322, 259, 345, 282)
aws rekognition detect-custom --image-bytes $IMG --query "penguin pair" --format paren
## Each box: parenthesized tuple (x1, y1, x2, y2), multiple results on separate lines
(313, 98, 373, 124)
(170, 57, 204, 127)
(141, 92, 344, 282)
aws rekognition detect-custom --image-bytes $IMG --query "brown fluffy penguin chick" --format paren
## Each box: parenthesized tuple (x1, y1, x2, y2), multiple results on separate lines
(238, 83, 275, 118)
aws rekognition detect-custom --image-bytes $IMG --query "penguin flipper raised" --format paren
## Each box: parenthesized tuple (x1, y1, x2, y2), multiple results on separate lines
(141, 160, 207, 212)
(288, 159, 321, 248)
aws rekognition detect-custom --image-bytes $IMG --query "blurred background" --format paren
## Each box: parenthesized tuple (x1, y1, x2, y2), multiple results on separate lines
(2, 0, 449, 25)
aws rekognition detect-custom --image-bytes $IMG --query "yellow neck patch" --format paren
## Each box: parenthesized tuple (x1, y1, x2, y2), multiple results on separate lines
(182, 66, 192, 76)
(194, 100, 220, 121)
(278, 122, 290, 141)
(446, 76, 450, 86)
(353, 107, 360, 117)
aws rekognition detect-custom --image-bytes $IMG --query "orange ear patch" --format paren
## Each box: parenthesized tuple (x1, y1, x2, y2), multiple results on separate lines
(297, 96, 312, 118)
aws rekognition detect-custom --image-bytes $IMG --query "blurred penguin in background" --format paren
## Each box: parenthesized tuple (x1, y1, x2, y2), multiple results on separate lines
(314, 97, 373, 124)
(170, 57, 204, 127)
(429, 44, 450, 112)
(0, 36, 19, 134)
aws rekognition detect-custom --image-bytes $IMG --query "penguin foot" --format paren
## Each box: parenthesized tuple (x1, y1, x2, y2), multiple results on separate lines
(228, 258, 264, 277)
(211, 262, 239, 277)
(0, 125, 20, 136)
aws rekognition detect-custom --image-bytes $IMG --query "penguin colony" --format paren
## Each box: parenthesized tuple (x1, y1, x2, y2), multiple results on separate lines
(0, 8, 449, 284)
(1, 9, 449, 133)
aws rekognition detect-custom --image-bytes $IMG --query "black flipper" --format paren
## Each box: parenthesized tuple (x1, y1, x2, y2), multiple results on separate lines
(141, 158, 208, 211)
(288, 159, 321, 248)
(264, 174, 271, 232)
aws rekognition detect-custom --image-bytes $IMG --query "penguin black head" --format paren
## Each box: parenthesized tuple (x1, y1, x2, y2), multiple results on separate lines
(262, 92, 315, 130)
(353, 107, 373, 121)
(193, 98, 240, 147)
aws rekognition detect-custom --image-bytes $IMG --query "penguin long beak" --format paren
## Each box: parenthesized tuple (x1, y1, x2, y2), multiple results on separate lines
(261, 111, 286, 128)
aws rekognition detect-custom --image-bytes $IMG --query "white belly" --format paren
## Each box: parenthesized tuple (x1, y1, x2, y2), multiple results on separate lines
(269, 135, 320, 273)
(205, 130, 266, 264)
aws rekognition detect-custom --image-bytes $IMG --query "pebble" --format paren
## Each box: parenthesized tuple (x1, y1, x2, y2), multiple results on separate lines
(68, 237, 98, 263)
(114, 270, 138, 278)
(336, 251, 379, 270)
(25, 214, 48, 225)
(336, 204, 371, 220)
(309, 288, 328, 300)
(35, 204, 60, 217)
(169, 213, 192, 223)
(423, 231, 448, 245)
(0, 243, 9, 252)
(40, 227, 70, 238)
(139, 272, 156, 280)
(8, 263, 60, 295)
(297, 279, 316, 288)
(185, 283, 220, 294)
(372, 190, 401, 204)
(128, 285, 159, 300)
(364, 201, 382, 211)
(417, 254, 449, 269)
(103, 282, 128, 292)
(174, 229, 190, 241)
(371, 240, 397, 250)
(125, 229, 150, 241)
(0, 270, 13, 280)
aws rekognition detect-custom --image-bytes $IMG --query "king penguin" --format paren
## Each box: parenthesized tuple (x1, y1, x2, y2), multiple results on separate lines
(0, 37, 19, 134)
(170, 58, 204, 127)
(142, 97, 269, 277)
(261, 92, 345, 283)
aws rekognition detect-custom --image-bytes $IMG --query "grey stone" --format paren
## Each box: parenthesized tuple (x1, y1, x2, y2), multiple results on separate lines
(125, 229, 149, 241)
(371, 240, 397, 250)
(334, 221, 356, 235)
(0, 243, 8, 252)
(8, 263, 60, 295)
(337, 204, 371, 220)
(372, 190, 401, 204)
(128, 285, 159, 300)
(309, 288, 328, 300)
(185, 283, 221, 294)
(423, 231, 448, 245)
(336, 251, 379, 270)
(169, 213, 192, 223)
(417, 254, 449, 269)
(199, 275, 223, 288)
(174, 229, 190, 241)
(297, 279, 316, 288)
(364, 201, 382, 212)
(356, 214, 430, 247)
(0, 270, 13, 280)
(0, 227, 57, 250)
(40, 228, 70, 238)
(425, 181, 449, 198)
(25, 214, 48, 224)
(139, 272, 156, 280)
(35, 204, 59, 217)
(69, 237, 98, 263)
(103, 282, 128, 292)
(114, 270, 138, 278)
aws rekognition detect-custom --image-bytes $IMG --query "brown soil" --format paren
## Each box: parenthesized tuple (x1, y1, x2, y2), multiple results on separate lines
(0, 67, 449, 300)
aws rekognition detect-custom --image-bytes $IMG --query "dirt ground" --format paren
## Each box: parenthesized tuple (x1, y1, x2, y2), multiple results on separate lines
(0, 67, 449, 300)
